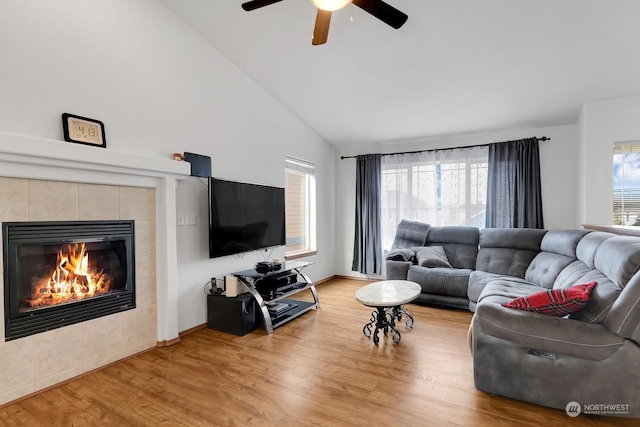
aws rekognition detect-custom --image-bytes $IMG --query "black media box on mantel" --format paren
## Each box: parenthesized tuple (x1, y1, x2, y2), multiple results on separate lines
(206, 293, 256, 336)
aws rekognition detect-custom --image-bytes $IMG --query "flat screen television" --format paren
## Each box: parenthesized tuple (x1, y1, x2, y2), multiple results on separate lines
(208, 178, 286, 258)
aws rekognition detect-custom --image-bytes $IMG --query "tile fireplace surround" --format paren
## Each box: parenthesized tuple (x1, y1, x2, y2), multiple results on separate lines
(0, 131, 190, 405)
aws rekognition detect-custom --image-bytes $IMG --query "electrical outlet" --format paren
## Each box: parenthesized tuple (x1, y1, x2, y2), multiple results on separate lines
(186, 213, 197, 226)
(177, 214, 185, 226)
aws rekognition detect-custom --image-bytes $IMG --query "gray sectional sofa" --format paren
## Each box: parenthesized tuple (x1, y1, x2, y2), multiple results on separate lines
(386, 223, 480, 310)
(386, 220, 640, 417)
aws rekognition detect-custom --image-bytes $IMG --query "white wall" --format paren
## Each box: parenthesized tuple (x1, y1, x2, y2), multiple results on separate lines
(579, 95, 640, 225)
(335, 124, 579, 278)
(0, 0, 335, 333)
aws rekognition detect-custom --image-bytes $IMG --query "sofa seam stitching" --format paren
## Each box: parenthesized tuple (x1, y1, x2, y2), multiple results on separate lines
(591, 301, 614, 323)
(477, 315, 623, 348)
(616, 295, 640, 334)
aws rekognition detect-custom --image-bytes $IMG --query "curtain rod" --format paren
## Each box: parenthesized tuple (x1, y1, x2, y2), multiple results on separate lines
(339, 136, 550, 160)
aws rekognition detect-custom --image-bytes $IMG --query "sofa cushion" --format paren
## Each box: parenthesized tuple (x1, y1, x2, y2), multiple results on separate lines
(478, 228, 546, 251)
(503, 282, 597, 316)
(391, 219, 430, 250)
(468, 271, 535, 303)
(594, 236, 640, 288)
(428, 225, 479, 246)
(553, 260, 621, 324)
(475, 228, 545, 278)
(522, 229, 589, 289)
(468, 271, 504, 305)
(539, 229, 591, 258)
(552, 260, 593, 289)
(524, 252, 576, 289)
(566, 270, 618, 324)
(476, 277, 540, 306)
(476, 247, 540, 278)
(576, 231, 615, 269)
(426, 226, 479, 270)
(413, 246, 452, 268)
(408, 265, 471, 298)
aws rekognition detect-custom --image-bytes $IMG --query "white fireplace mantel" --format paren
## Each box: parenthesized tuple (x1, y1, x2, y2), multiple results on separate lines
(0, 131, 191, 344)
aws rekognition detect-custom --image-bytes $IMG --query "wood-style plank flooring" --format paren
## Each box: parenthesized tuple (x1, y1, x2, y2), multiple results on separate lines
(0, 278, 636, 426)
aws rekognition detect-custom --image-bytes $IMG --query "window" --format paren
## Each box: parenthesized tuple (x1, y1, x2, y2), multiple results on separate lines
(613, 142, 640, 226)
(285, 157, 316, 258)
(381, 148, 488, 250)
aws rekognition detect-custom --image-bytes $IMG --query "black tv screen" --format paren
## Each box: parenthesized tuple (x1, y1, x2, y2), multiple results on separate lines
(208, 178, 286, 258)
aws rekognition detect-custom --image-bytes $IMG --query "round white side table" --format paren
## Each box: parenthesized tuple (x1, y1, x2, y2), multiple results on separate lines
(355, 280, 421, 345)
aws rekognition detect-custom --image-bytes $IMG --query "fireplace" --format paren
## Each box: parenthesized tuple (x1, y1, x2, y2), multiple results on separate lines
(3, 220, 135, 341)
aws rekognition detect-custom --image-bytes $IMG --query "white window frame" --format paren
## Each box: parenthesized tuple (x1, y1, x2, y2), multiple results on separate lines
(613, 142, 640, 226)
(285, 157, 316, 259)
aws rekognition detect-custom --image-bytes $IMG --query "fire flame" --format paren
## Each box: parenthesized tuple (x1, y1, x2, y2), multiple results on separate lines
(23, 243, 111, 310)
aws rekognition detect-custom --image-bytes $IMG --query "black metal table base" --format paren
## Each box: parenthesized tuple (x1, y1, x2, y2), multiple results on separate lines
(362, 305, 414, 345)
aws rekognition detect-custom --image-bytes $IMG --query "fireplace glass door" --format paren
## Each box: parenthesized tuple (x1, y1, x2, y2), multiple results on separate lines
(16, 240, 128, 312)
(3, 221, 135, 341)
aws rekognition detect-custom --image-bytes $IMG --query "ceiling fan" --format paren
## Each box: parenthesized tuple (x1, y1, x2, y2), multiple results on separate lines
(241, 0, 408, 45)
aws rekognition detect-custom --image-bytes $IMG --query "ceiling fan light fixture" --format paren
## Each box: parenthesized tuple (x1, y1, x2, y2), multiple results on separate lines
(310, 0, 352, 12)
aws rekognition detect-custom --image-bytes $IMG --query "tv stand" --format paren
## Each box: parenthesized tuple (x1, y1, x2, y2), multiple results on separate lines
(233, 261, 319, 334)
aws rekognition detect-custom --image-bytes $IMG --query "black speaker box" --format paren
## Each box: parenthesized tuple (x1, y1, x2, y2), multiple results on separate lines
(206, 293, 255, 336)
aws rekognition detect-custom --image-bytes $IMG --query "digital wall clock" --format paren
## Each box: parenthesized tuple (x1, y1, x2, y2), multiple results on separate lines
(62, 113, 106, 148)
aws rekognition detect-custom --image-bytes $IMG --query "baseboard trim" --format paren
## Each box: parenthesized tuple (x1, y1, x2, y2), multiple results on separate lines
(314, 275, 375, 284)
(156, 336, 181, 347)
(314, 275, 336, 285)
(179, 323, 207, 338)
(157, 323, 207, 347)
(333, 275, 376, 282)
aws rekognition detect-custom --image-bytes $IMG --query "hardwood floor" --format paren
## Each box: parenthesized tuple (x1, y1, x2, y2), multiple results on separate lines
(0, 278, 636, 426)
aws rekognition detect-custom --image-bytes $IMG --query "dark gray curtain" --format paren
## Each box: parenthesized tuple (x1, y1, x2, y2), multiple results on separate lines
(352, 154, 383, 274)
(486, 138, 544, 228)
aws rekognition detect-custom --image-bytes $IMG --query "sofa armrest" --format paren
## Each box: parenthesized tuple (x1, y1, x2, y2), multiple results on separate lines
(473, 302, 625, 361)
(386, 260, 412, 280)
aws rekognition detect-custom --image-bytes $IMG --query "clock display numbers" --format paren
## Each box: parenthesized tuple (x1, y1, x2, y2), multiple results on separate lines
(71, 119, 102, 144)
(61, 113, 106, 148)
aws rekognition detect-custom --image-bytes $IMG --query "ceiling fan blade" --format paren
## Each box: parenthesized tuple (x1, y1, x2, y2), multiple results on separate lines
(241, 0, 284, 12)
(352, 0, 408, 29)
(312, 9, 332, 46)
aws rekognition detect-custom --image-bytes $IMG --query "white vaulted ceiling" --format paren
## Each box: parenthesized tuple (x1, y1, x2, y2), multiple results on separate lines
(159, 0, 640, 146)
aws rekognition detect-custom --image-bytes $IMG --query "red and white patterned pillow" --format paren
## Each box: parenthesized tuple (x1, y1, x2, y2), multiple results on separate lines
(503, 282, 597, 316)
